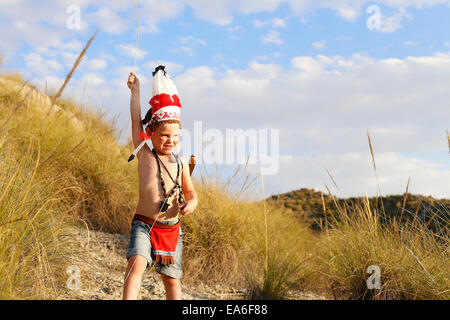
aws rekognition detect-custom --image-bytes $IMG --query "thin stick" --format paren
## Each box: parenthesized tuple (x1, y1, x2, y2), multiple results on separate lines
(323, 181, 343, 213)
(133, 0, 140, 74)
(367, 130, 386, 217)
(400, 176, 410, 222)
(325, 167, 342, 196)
(47, 29, 98, 116)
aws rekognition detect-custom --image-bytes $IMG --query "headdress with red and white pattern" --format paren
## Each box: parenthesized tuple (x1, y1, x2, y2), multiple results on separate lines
(148, 65, 181, 123)
(127, 65, 181, 162)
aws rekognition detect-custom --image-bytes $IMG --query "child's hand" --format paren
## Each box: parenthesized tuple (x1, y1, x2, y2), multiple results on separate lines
(179, 200, 197, 216)
(127, 72, 140, 92)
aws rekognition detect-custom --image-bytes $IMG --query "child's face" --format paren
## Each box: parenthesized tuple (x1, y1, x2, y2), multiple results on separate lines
(148, 122, 180, 155)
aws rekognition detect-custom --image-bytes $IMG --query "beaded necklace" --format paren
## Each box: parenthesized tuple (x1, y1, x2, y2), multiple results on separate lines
(152, 149, 185, 213)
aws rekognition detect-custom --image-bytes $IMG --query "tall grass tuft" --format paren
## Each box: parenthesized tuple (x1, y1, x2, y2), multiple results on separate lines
(244, 167, 311, 299)
(245, 215, 313, 299)
(316, 196, 449, 299)
(0, 136, 69, 299)
(314, 133, 450, 300)
(181, 164, 317, 298)
(0, 73, 138, 233)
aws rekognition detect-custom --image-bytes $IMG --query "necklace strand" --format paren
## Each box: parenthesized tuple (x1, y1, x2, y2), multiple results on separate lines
(152, 149, 184, 211)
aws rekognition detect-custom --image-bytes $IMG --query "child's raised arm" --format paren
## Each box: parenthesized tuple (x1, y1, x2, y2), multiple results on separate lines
(127, 72, 144, 149)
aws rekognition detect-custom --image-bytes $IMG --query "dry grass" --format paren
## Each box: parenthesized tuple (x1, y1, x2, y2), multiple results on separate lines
(0, 69, 137, 298)
(181, 164, 317, 296)
(315, 196, 449, 299)
(313, 133, 450, 300)
(1, 77, 137, 233)
(0, 135, 70, 299)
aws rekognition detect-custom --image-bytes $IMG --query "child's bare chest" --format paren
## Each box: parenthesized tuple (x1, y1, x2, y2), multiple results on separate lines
(138, 152, 180, 195)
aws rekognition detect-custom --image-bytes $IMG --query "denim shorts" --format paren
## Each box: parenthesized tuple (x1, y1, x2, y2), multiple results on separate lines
(126, 219, 183, 279)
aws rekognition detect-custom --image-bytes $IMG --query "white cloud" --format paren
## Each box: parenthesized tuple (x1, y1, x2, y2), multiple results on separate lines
(26, 38, 92, 78)
(80, 72, 106, 88)
(60, 40, 84, 52)
(253, 17, 286, 29)
(36, 45, 59, 58)
(253, 19, 267, 28)
(0, 0, 446, 63)
(61, 51, 79, 68)
(98, 51, 117, 63)
(117, 43, 147, 60)
(312, 40, 327, 50)
(403, 41, 418, 46)
(288, 0, 447, 23)
(170, 35, 207, 56)
(0, 0, 184, 59)
(138, 0, 185, 33)
(0, 0, 449, 59)
(186, 0, 283, 25)
(336, 6, 359, 20)
(187, 0, 447, 28)
(260, 30, 283, 45)
(23, 52, 62, 75)
(227, 25, 241, 32)
(88, 58, 108, 70)
(272, 52, 282, 58)
(178, 35, 207, 47)
(378, 7, 413, 33)
(46, 59, 63, 71)
(264, 151, 450, 198)
(88, 7, 130, 34)
(168, 52, 450, 197)
(272, 17, 286, 28)
(291, 56, 325, 72)
(169, 46, 195, 56)
(212, 54, 225, 62)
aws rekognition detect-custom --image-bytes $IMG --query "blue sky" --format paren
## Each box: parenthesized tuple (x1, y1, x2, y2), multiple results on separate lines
(1, 0, 449, 199)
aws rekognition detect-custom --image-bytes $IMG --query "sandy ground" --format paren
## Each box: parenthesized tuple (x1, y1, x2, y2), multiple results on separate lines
(56, 225, 327, 300)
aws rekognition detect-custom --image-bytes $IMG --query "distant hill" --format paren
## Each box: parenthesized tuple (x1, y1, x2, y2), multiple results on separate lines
(268, 188, 450, 232)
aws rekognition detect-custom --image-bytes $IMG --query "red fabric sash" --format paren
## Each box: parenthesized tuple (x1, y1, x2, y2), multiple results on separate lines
(132, 214, 180, 265)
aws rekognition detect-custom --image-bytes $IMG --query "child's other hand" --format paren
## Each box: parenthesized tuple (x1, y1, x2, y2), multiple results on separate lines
(127, 72, 140, 91)
(179, 200, 196, 216)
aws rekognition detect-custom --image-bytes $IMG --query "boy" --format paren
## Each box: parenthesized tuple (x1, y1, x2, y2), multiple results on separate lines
(122, 66, 198, 300)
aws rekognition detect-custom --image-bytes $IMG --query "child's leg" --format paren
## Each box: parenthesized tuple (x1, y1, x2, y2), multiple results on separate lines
(122, 255, 147, 300)
(161, 274, 182, 300)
